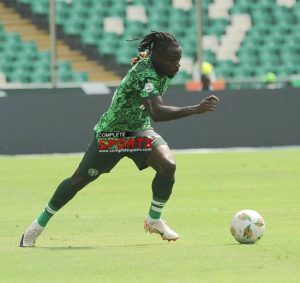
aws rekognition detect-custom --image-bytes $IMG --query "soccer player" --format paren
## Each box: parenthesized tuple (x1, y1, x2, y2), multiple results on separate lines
(20, 31, 219, 247)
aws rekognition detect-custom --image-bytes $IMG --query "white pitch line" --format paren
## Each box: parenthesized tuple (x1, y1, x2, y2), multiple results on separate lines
(0, 145, 300, 158)
(172, 145, 300, 154)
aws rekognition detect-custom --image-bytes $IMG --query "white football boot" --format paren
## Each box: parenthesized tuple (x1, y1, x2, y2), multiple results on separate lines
(144, 218, 179, 241)
(19, 220, 44, 247)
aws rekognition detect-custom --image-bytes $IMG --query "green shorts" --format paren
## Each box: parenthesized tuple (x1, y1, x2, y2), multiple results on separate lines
(76, 131, 167, 178)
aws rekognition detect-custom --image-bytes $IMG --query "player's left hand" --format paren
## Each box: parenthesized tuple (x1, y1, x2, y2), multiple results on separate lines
(197, 95, 219, 113)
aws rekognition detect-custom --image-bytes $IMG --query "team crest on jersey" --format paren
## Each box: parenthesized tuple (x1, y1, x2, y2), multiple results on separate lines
(88, 168, 99, 177)
(143, 82, 154, 93)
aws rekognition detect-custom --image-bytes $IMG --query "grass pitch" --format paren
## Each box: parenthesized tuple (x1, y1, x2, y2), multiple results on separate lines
(1, 149, 300, 283)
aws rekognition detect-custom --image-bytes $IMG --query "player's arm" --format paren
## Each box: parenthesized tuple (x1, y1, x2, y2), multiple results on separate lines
(143, 95, 219, 122)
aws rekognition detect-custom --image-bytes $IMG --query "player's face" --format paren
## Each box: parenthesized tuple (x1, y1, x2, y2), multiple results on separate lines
(153, 46, 182, 78)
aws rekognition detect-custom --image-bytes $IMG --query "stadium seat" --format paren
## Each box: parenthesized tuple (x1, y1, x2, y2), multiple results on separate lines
(31, 0, 48, 15)
(30, 71, 50, 83)
(115, 42, 137, 65)
(124, 21, 145, 37)
(72, 71, 88, 82)
(63, 15, 84, 36)
(8, 68, 30, 83)
(9, 0, 300, 83)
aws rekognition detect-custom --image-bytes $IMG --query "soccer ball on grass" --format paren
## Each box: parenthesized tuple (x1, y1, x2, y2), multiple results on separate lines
(230, 209, 265, 244)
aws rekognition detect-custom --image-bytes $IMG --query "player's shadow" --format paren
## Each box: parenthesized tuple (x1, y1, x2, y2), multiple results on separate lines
(40, 243, 166, 251)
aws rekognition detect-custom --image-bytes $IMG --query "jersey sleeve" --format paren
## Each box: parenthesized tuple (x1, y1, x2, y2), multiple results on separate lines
(139, 76, 161, 100)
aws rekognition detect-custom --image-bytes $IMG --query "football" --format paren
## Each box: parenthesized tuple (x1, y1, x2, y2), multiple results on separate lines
(230, 209, 265, 244)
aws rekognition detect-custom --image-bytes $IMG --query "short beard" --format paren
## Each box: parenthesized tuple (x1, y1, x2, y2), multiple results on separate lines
(168, 73, 177, 78)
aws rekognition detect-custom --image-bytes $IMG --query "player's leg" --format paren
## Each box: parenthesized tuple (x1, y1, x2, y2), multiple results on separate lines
(144, 144, 179, 241)
(20, 136, 122, 247)
(37, 168, 99, 228)
(19, 168, 99, 247)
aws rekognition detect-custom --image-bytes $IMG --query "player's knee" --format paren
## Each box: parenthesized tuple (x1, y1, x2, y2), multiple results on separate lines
(159, 159, 176, 178)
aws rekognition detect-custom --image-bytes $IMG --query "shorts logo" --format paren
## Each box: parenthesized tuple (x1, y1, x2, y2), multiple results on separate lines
(143, 82, 154, 93)
(88, 168, 99, 177)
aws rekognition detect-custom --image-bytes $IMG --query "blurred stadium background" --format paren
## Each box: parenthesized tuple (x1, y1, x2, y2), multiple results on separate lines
(1, 0, 300, 154)
(0, 0, 300, 89)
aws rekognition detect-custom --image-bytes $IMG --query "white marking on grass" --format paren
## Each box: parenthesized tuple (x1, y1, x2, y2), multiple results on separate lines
(0, 145, 300, 158)
(172, 146, 300, 154)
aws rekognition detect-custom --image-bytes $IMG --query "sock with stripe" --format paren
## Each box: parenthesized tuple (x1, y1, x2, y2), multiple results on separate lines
(148, 198, 167, 221)
(36, 203, 57, 227)
(147, 173, 175, 221)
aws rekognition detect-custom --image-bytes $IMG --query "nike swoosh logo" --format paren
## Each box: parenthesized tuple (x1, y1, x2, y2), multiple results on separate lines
(152, 228, 164, 236)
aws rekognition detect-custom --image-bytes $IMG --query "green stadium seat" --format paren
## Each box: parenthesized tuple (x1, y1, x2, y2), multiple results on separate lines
(11, 0, 300, 84)
(251, 1, 274, 11)
(168, 9, 188, 25)
(147, 21, 168, 31)
(57, 61, 72, 72)
(58, 69, 72, 82)
(130, 0, 151, 5)
(105, 2, 125, 17)
(71, 1, 90, 15)
(252, 67, 269, 78)
(272, 6, 293, 22)
(147, 13, 168, 28)
(31, 0, 48, 15)
(115, 45, 137, 65)
(56, 5, 70, 25)
(168, 21, 186, 38)
(81, 32, 101, 46)
(36, 51, 50, 63)
(216, 67, 235, 79)
(30, 71, 50, 83)
(63, 16, 84, 36)
(84, 13, 104, 28)
(216, 62, 236, 79)
(22, 43, 38, 60)
(276, 22, 293, 34)
(275, 64, 295, 76)
(267, 31, 286, 44)
(249, 24, 271, 35)
(72, 71, 88, 82)
(18, 0, 32, 4)
(251, 16, 273, 27)
(238, 45, 257, 57)
(124, 21, 145, 37)
(33, 60, 50, 73)
(3, 40, 22, 53)
(22, 41, 38, 52)
(4, 33, 22, 49)
(2, 49, 18, 61)
(8, 68, 29, 83)
(97, 33, 120, 56)
(205, 19, 229, 37)
(246, 33, 264, 45)
(98, 42, 117, 56)
(0, 59, 13, 73)
(238, 53, 257, 65)
(17, 58, 33, 71)
(233, 66, 254, 78)
(229, 4, 249, 14)
(279, 53, 300, 65)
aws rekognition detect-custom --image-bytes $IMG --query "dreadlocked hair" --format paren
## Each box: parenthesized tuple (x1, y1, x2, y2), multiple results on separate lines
(128, 31, 179, 66)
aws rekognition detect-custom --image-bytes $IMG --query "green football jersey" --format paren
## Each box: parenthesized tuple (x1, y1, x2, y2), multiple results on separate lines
(94, 57, 170, 135)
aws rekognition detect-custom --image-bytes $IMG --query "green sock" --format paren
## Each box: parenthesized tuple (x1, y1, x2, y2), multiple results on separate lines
(148, 198, 167, 220)
(36, 203, 57, 227)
